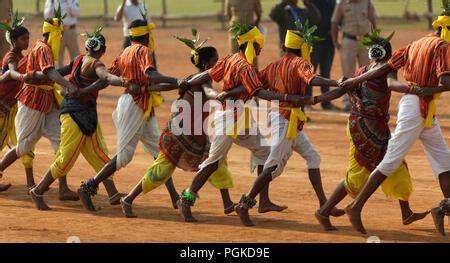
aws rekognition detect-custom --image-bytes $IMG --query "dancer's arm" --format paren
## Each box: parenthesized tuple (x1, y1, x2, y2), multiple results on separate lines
(255, 89, 310, 107)
(340, 63, 392, 89)
(311, 87, 346, 105)
(146, 83, 178, 92)
(46, 68, 79, 97)
(310, 76, 339, 87)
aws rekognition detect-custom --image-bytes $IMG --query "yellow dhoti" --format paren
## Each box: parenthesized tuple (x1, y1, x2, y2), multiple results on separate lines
(50, 114, 111, 179)
(0, 104, 34, 168)
(141, 152, 233, 194)
(345, 126, 412, 201)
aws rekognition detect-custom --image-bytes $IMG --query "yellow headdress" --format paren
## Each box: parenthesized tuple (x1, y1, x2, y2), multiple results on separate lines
(128, 6, 156, 52)
(42, 4, 65, 61)
(230, 22, 264, 65)
(432, 1, 450, 43)
(285, 20, 322, 62)
(285, 30, 312, 62)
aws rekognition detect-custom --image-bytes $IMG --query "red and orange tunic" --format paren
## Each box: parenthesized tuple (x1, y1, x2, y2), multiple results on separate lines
(16, 40, 57, 113)
(388, 33, 450, 119)
(1, 51, 28, 107)
(259, 53, 316, 130)
(208, 52, 263, 104)
(109, 42, 155, 116)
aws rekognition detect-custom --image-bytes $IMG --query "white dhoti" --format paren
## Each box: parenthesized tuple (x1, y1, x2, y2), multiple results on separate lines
(263, 111, 320, 178)
(15, 101, 60, 157)
(199, 109, 269, 173)
(378, 94, 450, 177)
(113, 94, 160, 170)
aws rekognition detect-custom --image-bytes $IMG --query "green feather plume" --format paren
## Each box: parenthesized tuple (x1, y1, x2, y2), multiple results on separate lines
(173, 28, 209, 51)
(360, 29, 395, 48)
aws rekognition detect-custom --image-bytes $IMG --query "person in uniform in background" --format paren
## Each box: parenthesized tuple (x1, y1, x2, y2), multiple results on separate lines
(306, 0, 339, 110)
(270, 0, 320, 53)
(224, 0, 262, 68)
(44, 0, 81, 69)
(331, 0, 376, 111)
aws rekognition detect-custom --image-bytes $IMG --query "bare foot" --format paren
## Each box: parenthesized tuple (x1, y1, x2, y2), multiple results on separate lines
(258, 202, 288, 213)
(59, 189, 80, 201)
(30, 189, 51, 211)
(120, 197, 137, 218)
(235, 205, 255, 227)
(224, 203, 237, 215)
(315, 210, 338, 231)
(403, 211, 430, 225)
(177, 199, 197, 222)
(109, 192, 127, 205)
(172, 197, 180, 210)
(77, 188, 96, 212)
(431, 207, 445, 236)
(330, 207, 346, 217)
(0, 183, 11, 192)
(345, 205, 366, 234)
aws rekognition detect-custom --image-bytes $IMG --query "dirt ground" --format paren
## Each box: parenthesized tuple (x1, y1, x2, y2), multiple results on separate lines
(0, 17, 449, 243)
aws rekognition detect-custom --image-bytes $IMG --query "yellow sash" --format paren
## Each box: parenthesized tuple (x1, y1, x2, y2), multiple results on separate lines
(282, 107, 307, 140)
(143, 91, 163, 118)
(408, 81, 440, 128)
(227, 105, 251, 139)
(34, 84, 63, 107)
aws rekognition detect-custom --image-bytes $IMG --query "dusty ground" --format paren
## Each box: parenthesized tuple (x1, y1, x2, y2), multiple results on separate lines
(0, 17, 449, 243)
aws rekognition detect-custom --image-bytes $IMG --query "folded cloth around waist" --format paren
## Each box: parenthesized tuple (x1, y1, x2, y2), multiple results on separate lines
(60, 98, 97, 136)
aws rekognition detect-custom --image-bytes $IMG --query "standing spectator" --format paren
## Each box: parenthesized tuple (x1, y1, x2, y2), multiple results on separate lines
(270, 0, 320, 51)
(44, 0, 80, 69)
(331, 0, 376, 111)
(224, 0, 262, 67)
(115, 0, 150, 50)
(306, 0, 338, 110)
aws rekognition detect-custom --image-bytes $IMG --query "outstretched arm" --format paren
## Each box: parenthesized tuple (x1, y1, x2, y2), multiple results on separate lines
(215, 85, 246, 102)
(255, 89, 310, 107)
(146, 70, 178, 85)
(146, 83, 178, 92)
(186, 71, 212, 87)
(341, 63, 392, 89)
(312, 87, 346, 105)
(46, 68, 79, 96)
(310, 76, 339, 87)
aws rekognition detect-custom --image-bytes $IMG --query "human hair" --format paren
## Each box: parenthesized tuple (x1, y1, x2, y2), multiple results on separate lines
(283, 46, 302, 56)
(191, 46, 217, 70)
(9, 26, 28, 41)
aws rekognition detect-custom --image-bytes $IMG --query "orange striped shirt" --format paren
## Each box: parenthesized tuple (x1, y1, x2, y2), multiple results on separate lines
(16, 40, 56, 113)
(208, 53, 263, 103)
(109, 42, 155, 113)
(259, 53, 315, 127)
(388, 33, 450, 118)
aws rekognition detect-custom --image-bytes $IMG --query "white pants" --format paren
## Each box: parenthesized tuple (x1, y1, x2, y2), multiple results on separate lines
(264, 111, 321, 178)
(113, 94, 160, 169)
(199, 109, 269, 173)
(378, 94, 450, 176)
(15, 102, 60, 157)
